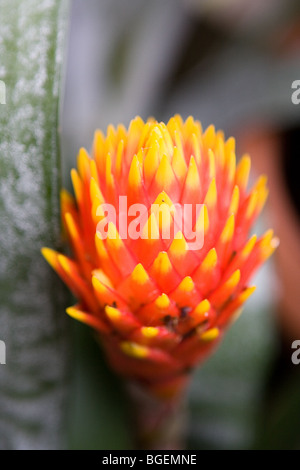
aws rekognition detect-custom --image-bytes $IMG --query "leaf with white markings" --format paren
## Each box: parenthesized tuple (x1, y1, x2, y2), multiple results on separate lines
(0, 0, 70, 450)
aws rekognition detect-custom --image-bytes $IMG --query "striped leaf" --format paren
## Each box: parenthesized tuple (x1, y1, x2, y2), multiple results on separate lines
(0, 0, 70, 450)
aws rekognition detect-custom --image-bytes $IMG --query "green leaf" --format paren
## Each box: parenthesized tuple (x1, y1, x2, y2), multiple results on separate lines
(67, 323, 134, 450)
(0, 0, 70, 450)
(187, 303, 277, 450)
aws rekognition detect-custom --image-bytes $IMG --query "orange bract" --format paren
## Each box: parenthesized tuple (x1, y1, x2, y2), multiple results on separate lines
(42, 115, 278, 399)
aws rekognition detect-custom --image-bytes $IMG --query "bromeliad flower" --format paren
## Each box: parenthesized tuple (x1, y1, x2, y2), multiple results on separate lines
(42, 115, 278, 400)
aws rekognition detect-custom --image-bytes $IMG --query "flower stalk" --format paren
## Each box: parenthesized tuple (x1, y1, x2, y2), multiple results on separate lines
(127, 382, 188, 450)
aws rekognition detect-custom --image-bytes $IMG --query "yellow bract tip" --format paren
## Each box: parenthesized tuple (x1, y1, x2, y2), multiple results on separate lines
(254, 174, 268, 191)
(77, 147, 90, 179)
(60, 188, 74, 208)
(208, 149, 216, 180)
(138, 121, 154, 149)
(116, 139, 125, 177)
(71, 168, 83, 203)
(215, 134, 225, 168)
(95, 233, 109, 260)
(260, 232, 279, 260)
(172, 146, 187, 181)
(141, 327, 159, 338)
(105, 305, 121, 321)
(41, 247, 57, 269)
(90, 178, 104, 204)
(185, 156, 200, 190)
(236, 154, 251, 190)
(246, 191, 258, 219)
(191, 133, 201, 164)
(204, 178, 217, 209)
(153, 190, 174, 209)
(57, 254, 72, 275)
(220, 214, 235, 243)
(93, 129, 105, 159)
(66, 307, 84, 322)
(194, 299, 210, 316)
(227, 152, 236, 183)
(106, 222, 123, 249)
(65, 212, 79, 241)
(128, 154, 143, 189)
(229, 185, 240, 216)
(155, 153, 174, 189)
(260, 229, 274, 245)
(169, 232, 188, 258)
(224, 269, 240, 290)
(120, 341, 148, 359)
(155, 293, 170, 309)
(153, 252, 172, 275)
(178, 276, 194, 293)
(92, 275, 108, 295)
(131, 263, 149, 285)
(185, 116, 202, 140)
(238, 286, 256, 304)
(242, 235, 257, 258)
(151, 191, 175, 234)
(201, 248, 217, 271)
(105, 153, 114, 188)
(203, 124, 215, 149)
(225, 136, 235, 155)
(199, 327, 219, 342)
(144, 140, 160, 182)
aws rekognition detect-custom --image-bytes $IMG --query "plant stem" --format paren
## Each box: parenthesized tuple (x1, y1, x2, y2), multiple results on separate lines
(127, 382, 188, 450)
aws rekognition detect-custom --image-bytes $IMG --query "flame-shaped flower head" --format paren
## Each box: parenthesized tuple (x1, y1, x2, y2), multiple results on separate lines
(42, 116, 278, 400)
